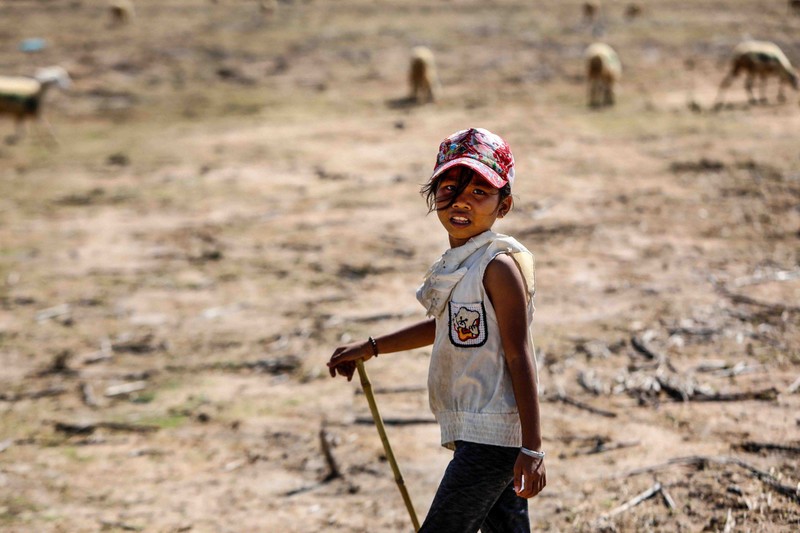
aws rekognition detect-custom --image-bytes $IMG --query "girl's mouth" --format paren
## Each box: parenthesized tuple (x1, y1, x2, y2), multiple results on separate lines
(450, 216, 470, 227)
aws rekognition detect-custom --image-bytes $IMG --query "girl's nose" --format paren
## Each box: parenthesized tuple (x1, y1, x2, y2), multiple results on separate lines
(452, 191, 471, 209)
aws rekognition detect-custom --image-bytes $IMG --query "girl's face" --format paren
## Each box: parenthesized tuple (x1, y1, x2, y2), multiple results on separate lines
(434, 168, 512, 248)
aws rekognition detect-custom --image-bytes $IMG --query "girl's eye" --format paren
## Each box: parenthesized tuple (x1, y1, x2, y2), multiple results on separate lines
(473, 188, 486, 196)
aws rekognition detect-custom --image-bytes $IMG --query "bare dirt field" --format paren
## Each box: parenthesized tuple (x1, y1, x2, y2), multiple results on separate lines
(1, 1, 799, 532)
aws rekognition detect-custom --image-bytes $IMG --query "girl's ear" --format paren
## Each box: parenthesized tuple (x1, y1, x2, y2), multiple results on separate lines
(498, 197, 513, 218)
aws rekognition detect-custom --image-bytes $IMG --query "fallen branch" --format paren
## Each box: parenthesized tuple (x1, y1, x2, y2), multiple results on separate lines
(692, 387, 778, 402)
(666, 325, 720, 339)
(549, 391, 617, 418)
(618, 455, 800, 504)
(716, 284, 800, 315)
(284, 427, 357, 497)
(354, 416, 436, 426)
(80, 382, 101, 408)
(105, 381, 148, 397)
(82, 336, 113, 365)
(631, 335, 678, 373)
(355, 385, 427, 395)
(165, 355, 301, 375)
(660, 485, 677, 511)
(602, 482, 662, 518)
(577, 370, 608, 396)
(348, 310, 418, 324)
(0, 386, 67, 402)
(320, 426, 342, 482)
(36, 350, 77, 377)
(723, 508, 735, 533)
(786, 375, 800, 395)
(731, 269, 800, 289)
(579, 439, 640, 456)
(652, 372, 777, 403)
(738, 441, 800, 456)
(52, 421, 160, 435)
(98, 520, 142, 532)
(694, 360, 764, 378)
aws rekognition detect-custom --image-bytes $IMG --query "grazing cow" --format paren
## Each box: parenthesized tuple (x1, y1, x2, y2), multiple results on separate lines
(408, 46, 440, 104)
(585, 42, 622, 107)
(715, 40, 799, 106)
(0, 66, 72, 144)
(109, 0, 135, 26)
(625, 4, 642, 20)
(582, 1, 599, 24)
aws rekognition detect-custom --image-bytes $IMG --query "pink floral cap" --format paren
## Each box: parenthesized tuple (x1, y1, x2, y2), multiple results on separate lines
(430, 127, 515, 189)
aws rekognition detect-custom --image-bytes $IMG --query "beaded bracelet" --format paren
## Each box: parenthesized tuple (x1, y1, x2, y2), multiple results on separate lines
(367, 336, 379, 357)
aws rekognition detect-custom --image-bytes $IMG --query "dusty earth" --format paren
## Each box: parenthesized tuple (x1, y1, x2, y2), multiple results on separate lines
(1, 1, 799, 532)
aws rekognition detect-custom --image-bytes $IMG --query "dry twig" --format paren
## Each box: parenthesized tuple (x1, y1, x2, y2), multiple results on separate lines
(52, 420, 159, 435)
(602, 482, 662, 518)
(618, 455, 800, 504)
(80, 382, 101, 407)
(550, 390, 617, 418)
(738, 441, 800, 456)
(355, 416, 436, 426)
(0, 386, 67, 402)
(320, 425, 342, 482)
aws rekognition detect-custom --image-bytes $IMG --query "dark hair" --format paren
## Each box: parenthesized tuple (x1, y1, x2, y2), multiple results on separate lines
(420, 166, 512, 213)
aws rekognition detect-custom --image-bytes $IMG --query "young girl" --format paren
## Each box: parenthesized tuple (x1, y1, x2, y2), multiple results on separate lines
(327, 127, 545, 533)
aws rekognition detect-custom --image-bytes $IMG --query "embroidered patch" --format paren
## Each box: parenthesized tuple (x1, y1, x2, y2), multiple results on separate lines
(448, 301, 488, 348)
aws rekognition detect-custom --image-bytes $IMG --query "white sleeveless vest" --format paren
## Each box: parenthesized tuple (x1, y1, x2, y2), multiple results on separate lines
(416, 230, 537, 449)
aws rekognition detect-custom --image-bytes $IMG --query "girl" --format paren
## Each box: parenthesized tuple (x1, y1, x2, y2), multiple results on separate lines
(327, 127, 545, 533)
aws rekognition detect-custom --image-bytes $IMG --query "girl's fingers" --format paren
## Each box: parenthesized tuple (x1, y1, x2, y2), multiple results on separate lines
(327, 346, 356, 377)
(515, 459, 546, 498)
(334, 361, 356, 381)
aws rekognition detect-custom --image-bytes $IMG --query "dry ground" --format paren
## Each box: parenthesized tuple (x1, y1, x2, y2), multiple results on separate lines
(1, 1, 799, 532)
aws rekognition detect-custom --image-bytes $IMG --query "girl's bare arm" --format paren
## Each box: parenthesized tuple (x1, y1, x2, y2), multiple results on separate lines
(327, 318, 436, 381)
(484, 253, 546, 498)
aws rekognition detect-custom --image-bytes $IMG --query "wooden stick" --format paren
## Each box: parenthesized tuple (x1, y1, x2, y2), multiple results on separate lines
(786, 375, 800, 394)
(80, 382, 100, 408)
(355, 385, 427, 395)
(0, 386, 66, 402)
(660, 485, 677, 511)
(723, 508, 735, 533)
(602, 482, 662, 518)
(319, 426, 342, 482)
(618, 455, 800, 504)
(551, 391, 617, 418)
(739, 441, 800, 455)
(716, 284, 800, 314)
(693, 387, 778, 402)
(631, 336, 677, 373)
(581, 439, 640, 456)
(52, 420, 159, 435)
(104, 381, 148, 397)
(356, 360, 420, 532)
(354, 416, 436, 426)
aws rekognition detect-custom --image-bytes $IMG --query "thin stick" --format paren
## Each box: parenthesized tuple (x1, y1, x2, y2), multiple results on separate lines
(356, 360, 420, 532)
(602, 482, 662, 518)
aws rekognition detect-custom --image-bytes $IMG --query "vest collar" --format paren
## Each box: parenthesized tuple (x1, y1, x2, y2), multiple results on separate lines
(416, 231, 498, 316)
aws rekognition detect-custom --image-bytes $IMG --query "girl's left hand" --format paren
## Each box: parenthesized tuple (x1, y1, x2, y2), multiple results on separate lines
(513, 453, 546, 499)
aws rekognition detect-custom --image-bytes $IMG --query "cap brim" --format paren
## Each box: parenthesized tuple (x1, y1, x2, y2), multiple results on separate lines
(429, 158, 507, 189)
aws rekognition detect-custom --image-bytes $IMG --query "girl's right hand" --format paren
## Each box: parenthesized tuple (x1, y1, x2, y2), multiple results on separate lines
(327, 340, 373, 381)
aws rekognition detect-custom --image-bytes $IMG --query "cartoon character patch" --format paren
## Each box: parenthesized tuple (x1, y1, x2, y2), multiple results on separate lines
(448, 301, 488, 347)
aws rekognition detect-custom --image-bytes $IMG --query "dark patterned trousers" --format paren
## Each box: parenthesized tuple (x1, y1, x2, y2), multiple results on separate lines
(419, 441, 530, 533)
